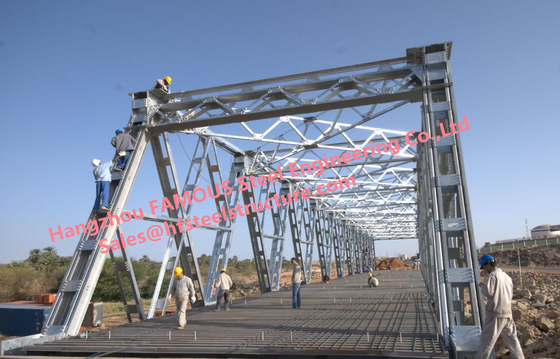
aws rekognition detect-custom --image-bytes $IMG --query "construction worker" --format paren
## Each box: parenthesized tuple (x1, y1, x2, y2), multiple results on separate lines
(154, 76, 172, 94)
(291, 257, 302, 309)
(213, 268, 233, 312)
(368, 272, 379, 288)
(111, 129, 136, 172)
(91, 158, 119, 212)
(475, 254, 524, 359)
(169, 267, 196, 330)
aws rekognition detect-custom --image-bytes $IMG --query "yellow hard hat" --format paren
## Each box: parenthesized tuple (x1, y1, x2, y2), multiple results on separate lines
(220, 268, 227, 273)
(164, 76, 172, 84)
(174, 267, 183, 276)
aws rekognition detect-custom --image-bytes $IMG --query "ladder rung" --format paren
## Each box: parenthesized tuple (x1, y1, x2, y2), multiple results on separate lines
(114, 261, 128, 272)
(82, 239, 97, 251)
(451, 325, 481, 353)
(439, 218, 466, 232)
(125, 305, 139, 314)
(62, 280, 82, 292)
(433, 174, 460, 188)
(429, 101, 450, 112)
(447, 268, 474, 284)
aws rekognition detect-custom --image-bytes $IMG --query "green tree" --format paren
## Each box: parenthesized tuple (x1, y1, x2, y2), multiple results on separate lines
(0, 266, 44, 302)
(8, 260, 31, 268)
(37, 247, 63, 275)
(28, 249, 41, 267)
(92, 260, 123, 301)
(42, 246, 57, 256)
(140, 272, 171, 299)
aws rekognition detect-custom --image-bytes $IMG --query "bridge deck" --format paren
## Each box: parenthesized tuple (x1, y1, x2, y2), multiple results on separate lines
(25, 271, 447, 358)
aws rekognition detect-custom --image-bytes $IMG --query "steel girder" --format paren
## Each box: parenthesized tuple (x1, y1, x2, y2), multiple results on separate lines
(4, 42, 482, 359)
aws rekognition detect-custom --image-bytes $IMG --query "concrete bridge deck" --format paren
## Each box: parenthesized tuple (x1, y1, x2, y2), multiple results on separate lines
(23, 271, 447, 358)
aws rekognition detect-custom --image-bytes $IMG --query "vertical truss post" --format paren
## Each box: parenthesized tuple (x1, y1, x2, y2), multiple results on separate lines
(107, 246, 133, 323)
(360, 232, 366, 272)
(322, 208, 333, 278)
(419, 149, 444, 326)
(151, 133, 205, 305)
(265, 183, 290, 291)
(147, 235, 175, 319)
(287, 183, 306, 283)
(362, 232, 368, 272)
(299, 197, 315, 284)
(414, 42, 482, 355)
(372, 239, 377, 271)
(107, 227, 146, 321)
(311, 200, 328, 280)
(241, 156, 271, 293)
(367, 235, 372, 269)
(331, 215, 344, 278)
(345, 222, 354, 275)
(204, 154, 245, 301)
(354, 229, 362, 274)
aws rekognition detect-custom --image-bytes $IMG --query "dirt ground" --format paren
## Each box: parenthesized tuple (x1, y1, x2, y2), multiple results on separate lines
(488, 243, 560, 268)
(491, 270, 560, 359)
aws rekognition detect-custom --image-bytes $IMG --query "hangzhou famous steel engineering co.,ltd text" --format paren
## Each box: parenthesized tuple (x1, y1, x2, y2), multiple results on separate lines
(48, 117, 470, 253)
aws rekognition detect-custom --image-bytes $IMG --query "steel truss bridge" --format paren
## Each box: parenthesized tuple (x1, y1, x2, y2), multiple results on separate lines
(3, 42, 484, 358)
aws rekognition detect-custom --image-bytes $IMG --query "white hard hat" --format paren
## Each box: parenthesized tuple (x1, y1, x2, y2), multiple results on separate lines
(92, 159, 101, 166)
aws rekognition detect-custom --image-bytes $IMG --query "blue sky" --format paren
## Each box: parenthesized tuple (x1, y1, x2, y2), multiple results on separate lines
(0, 1, 559, 264)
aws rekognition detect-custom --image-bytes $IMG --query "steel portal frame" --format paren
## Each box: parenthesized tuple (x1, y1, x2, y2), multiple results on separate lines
(3, 42, 483, 359)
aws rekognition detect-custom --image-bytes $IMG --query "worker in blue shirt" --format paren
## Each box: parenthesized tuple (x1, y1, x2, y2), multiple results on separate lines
(111, 130, 136, 172)
(91, 158, 116, 212)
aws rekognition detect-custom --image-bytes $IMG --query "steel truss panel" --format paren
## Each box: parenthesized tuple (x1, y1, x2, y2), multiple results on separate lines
(299, 197, 315, 283)
(412, 42, 482, 356)
(107, 227, 145, 322)
(331, 215, 345, 277)
(7, 43, 481, 359)
(203, 155, 245, 301)
(151, 134, 205, 306)
(240, 164, 273, 293)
